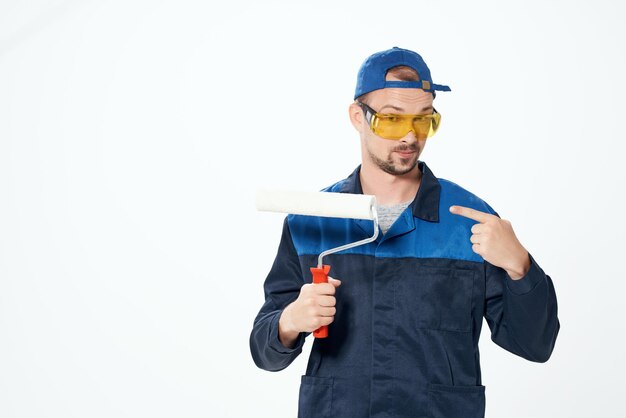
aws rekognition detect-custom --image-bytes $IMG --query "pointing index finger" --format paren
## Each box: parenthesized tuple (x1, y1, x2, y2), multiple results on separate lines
(449, 205, 493, 223)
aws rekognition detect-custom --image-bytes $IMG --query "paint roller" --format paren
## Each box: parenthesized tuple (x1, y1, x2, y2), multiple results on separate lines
(256, 189, 379, 338)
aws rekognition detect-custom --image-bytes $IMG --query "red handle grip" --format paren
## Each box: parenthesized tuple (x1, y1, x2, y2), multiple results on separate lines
(310, 265, 331, 338)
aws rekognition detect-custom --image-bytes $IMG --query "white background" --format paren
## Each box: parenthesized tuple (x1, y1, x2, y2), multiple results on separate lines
(1, 0, 625, 417)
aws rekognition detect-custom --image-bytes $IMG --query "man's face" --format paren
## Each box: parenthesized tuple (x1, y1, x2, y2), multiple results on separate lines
(350, 85, 434, 176)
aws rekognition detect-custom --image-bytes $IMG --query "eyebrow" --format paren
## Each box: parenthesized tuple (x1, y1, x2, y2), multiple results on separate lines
(379, 104, 433, 113)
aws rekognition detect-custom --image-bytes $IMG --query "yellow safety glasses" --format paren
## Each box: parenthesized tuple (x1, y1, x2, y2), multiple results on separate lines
(357, 101, 441, 140)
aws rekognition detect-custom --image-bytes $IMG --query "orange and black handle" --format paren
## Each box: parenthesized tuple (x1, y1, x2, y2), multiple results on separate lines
(310, 265, 331, 338)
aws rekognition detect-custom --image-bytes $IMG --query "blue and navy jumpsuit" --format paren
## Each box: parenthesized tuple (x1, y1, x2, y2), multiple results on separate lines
(250, 160, 560, 418)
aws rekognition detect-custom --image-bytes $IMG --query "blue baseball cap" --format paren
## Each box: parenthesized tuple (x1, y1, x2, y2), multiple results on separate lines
(354, 46, 451, 100)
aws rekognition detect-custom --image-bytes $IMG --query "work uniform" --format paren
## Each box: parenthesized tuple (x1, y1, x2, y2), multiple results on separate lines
(250, 160, 560, 418)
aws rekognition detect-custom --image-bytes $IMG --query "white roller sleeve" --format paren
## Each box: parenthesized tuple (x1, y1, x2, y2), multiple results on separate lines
(256, 189, 377, 220)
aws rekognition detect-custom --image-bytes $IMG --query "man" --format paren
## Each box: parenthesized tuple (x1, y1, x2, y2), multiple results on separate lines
(250, 47, 560, 418)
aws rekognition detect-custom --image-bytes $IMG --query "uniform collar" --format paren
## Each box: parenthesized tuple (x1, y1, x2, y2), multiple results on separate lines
(339, 160, 441, 222)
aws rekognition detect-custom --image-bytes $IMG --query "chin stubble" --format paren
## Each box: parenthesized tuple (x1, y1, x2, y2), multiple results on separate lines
(368, 146, 418, 175)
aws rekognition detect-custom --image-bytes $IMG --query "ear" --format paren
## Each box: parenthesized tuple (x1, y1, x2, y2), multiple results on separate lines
(349, 102, 364, 132)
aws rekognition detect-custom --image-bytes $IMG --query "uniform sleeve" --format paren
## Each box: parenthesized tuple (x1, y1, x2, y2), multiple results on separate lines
(484, 252, 560, 362)
(250, 217, 308, 371)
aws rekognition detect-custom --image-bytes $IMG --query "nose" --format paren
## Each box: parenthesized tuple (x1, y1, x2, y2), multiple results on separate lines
(400, 129, 419, 144)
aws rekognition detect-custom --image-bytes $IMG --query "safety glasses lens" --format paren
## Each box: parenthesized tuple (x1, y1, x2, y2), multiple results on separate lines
(370, 113, 440, 140)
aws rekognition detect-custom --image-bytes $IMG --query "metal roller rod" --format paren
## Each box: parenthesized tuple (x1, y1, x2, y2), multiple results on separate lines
(317, 206, 379, 268)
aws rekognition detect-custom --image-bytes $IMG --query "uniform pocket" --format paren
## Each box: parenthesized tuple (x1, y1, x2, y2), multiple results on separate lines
(427, 383, 485, 418)
(298, 375, 334, 418)
(397, 267, 475, 332)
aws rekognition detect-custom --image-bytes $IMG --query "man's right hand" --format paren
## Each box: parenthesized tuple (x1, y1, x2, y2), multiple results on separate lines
(278, 277, 342, 348)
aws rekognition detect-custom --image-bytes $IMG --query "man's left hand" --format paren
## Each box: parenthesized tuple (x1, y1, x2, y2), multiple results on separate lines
(449, 205, 530, 280)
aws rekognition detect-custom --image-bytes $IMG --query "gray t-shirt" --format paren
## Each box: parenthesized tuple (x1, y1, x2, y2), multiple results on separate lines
(376, 200, 412, 235)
